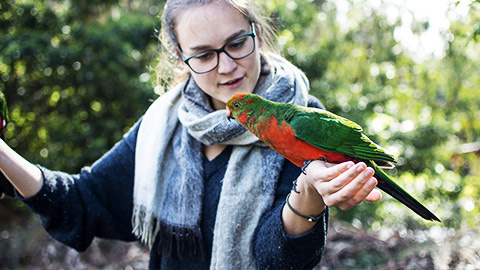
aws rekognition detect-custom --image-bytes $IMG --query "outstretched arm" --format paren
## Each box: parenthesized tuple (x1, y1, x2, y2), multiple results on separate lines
(0, 139, 43, 198)
(0, 122, 140, 251)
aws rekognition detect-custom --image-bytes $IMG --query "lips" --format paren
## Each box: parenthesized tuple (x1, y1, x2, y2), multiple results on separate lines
(221, 77, 243, 88)
(225, 78, 241, 84)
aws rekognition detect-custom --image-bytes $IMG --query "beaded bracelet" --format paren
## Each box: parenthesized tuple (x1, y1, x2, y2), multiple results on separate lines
(285, 192, 323, 223)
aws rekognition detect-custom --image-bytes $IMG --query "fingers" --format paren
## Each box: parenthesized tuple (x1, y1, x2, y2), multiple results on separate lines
(302, 160, 383, 211)
(304, 160, 354, 183)
(340, 166, 375, 197)
(338, 175, 378, 209)
(328, 163, 371, 193)
(307, 161, 380, 209)
(334, 180, 381, 210)
(365, 188, 382, 202)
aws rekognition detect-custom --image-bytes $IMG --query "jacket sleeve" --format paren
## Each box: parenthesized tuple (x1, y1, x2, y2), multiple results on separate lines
(308, 94, 325, 110)
(17, 121, 141, 252)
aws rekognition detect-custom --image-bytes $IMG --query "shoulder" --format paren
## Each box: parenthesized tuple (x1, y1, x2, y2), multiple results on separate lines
(307, 94, 325, 110)
(122, 118, 142, 152)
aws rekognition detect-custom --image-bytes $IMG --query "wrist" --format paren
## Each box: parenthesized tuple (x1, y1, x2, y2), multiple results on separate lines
(286, 192, 325, 223)
(287, 175, 326, 219)
(295, 173, 322, 199)
(282, 177, 326, 235)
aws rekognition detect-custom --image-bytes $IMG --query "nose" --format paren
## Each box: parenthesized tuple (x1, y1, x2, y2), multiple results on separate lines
(217, 52, 237, 74)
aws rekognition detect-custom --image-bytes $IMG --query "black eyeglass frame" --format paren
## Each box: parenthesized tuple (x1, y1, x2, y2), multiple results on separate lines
(179, 22, 257, 74)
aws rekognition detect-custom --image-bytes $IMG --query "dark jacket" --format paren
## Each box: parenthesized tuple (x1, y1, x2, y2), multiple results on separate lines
(19, 96, 328, 269)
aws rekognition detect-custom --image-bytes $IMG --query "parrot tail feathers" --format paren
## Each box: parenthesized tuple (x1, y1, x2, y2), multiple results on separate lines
(374, 160, 395, 169)
(366, 160, 441, 222)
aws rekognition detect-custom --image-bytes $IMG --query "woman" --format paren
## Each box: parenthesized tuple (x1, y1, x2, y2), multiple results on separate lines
(0, 0, 381, 269)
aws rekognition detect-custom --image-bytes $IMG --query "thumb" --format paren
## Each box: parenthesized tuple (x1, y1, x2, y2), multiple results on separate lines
(365, 188, 382, 202)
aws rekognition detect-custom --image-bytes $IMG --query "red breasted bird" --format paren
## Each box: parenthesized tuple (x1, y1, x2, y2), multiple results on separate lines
(226, 93, 440, 222)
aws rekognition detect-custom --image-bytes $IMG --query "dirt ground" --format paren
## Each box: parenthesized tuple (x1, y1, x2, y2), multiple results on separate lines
(1, 201, 479, 269)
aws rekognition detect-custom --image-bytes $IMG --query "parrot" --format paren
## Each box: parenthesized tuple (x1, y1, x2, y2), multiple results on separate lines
(0, 91, 15, 198)
(226, 93, 440, 222)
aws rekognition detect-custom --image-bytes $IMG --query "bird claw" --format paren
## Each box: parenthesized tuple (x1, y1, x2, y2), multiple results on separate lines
(291, 178, 300, 194)
(302, 160, 313, 175)
(296, 158, 329, 193)
(302, 158, 328, 175)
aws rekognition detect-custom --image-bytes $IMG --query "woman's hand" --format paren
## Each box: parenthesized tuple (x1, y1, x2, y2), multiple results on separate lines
(282, 160, 381, 236)
(302, 160, 382, 210)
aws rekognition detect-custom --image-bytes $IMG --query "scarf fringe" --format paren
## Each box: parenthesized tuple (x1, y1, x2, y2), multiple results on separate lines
(132, 206, 160, 247)
(132, 206, 206, 261)
(157, 220, 207, 261)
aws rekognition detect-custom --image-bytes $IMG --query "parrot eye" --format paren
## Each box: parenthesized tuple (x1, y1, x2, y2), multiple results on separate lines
(234, 102, 241, 108)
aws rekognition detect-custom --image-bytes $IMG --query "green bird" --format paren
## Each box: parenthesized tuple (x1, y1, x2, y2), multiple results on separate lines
(226, 93, 440, 222)
(0, 91, 14, 198)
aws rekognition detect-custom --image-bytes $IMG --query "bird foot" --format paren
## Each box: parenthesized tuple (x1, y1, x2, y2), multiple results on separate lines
(297, 158, 328, 193)
(302, 160, 313, 175)
(291, 178, 300, 194)
(301, 158, 328, 175)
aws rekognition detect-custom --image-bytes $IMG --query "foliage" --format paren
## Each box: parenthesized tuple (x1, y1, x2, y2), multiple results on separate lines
(458, 0, 480, 42)
(1, 0, 480, 269)
(0, 0, 162, 171)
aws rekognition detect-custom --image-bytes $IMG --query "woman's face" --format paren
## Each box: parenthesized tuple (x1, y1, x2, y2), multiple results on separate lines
(175, 2, 262, 110)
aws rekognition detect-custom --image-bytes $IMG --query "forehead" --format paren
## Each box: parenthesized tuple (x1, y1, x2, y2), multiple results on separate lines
(175, 2, 250, 52)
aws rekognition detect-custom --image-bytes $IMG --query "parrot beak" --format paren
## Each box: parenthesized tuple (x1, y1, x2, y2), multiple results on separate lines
(226, 109, 234, 122)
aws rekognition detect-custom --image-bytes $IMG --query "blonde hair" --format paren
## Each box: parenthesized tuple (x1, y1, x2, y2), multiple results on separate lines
(154, 0, 278, 93)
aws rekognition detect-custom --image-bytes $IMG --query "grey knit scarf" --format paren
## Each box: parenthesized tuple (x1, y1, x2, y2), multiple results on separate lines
(133, 53, 309, 269)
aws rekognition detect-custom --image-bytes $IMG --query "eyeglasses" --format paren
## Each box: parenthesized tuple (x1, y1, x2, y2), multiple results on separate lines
(179, 22, 256, 74)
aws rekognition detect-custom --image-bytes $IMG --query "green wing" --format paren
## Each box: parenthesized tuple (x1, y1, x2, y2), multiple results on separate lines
(287, 106, 396, 164)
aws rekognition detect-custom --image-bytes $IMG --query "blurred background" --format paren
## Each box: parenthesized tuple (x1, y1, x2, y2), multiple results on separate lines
(1, 0, 479, 269)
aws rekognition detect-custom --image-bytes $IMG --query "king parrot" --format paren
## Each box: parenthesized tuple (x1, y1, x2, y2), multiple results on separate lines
(226, 93, 440, 222)
(0, 91, 14, 198)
